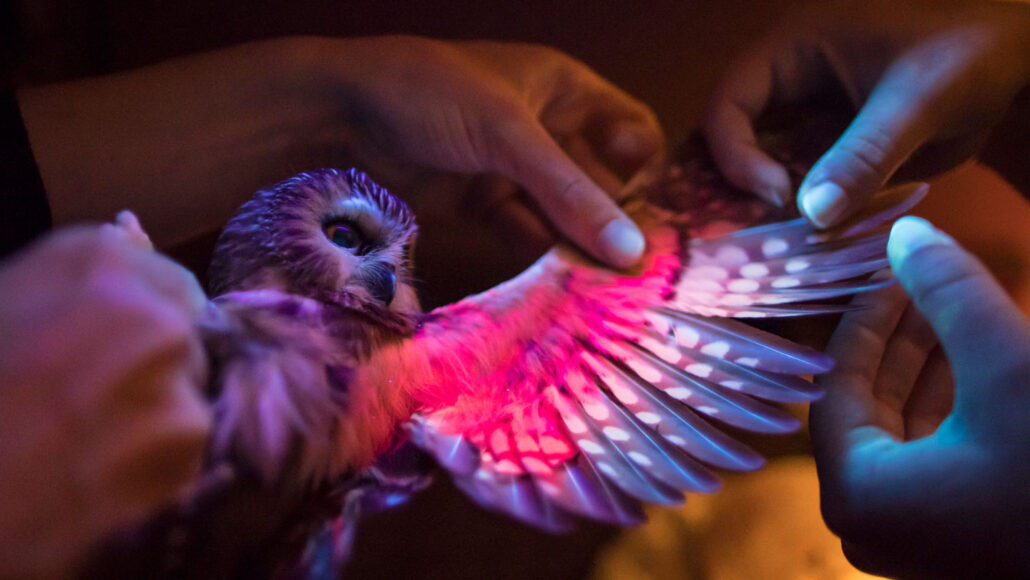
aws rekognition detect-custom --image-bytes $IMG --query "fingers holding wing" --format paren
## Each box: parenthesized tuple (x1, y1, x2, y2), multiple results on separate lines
(674, 183, 927, 318)
(403, 177, 925, 528)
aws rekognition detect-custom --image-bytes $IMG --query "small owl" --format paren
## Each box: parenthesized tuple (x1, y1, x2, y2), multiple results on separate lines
(83, 139, 925, 579)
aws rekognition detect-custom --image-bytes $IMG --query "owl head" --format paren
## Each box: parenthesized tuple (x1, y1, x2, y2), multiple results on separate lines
(209, 168, 420, 331)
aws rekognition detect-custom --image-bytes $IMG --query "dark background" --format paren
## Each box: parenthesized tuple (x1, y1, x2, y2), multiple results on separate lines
(7, 1, 1030, 578)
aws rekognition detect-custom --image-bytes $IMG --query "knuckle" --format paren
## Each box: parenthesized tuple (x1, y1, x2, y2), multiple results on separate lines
(914, 266, 979, 314)
(557, 176, 598, 208)
(834, 129, 895, 184)
(904, 247, 982, 311)
(824, 127, 898, 190)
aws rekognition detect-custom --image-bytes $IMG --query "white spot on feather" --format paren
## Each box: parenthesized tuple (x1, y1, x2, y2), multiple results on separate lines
(736, 357, 760, 367)
(700, 341, 730, 358)
(666, 387, 692, 400)
(578, 440, 605, 455)
(641, 337, 682, 364)
(727, 279, 761, 293)
(602, 426, 630, 441)
(635, 412, 661, 425)
(565, 415, 588, 434)
(583, 400, 610, 421)
(772, 277, 801, 288)
(608, 378, 639, 405)
(698, 406, 719, 415)
(720, 294, 752, 306)
(628, 451, 652, 466)
(740, 263, 769, 278)
(597, 462, 619, 478)
(715, 246, 750, 265)
(644, 311, 672, 335)
(674, 325, 701, 348)
(720, 380, 745, 390)
(785, 259, 810, 273)
(626, 360, 663, 383)
(665, 434, 687, 446)
(495, 459, 522, 474)
(685, 363, 713, 378)
(762, 238, 789, 257)
(522, 457, 550, 475)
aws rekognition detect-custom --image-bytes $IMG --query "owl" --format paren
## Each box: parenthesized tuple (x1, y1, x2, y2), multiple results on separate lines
(82, 140, 926, 579)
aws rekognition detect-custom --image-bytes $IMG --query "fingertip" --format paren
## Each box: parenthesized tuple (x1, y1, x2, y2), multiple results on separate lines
(799, 181, 850, 228)
(752, 161, 793, 207)
(886, 216, 954, 273)
(597, 217, 645, 268)
(703, 110, 792, 206)
(731, 151, 793, 207)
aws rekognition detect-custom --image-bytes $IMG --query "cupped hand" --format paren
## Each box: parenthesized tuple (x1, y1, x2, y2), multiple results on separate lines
(318, 36, 664, 267)
(702, 0, 1030, 225)
(810, 216, 1030, 579)
(0, 226, 211, 577)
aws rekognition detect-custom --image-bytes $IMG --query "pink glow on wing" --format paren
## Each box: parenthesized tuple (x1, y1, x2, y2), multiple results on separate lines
(490, 429, 511, 454)
(495, 459, 522, 475)
(539, 434, 571, 457)
(514, 431, 540, 453)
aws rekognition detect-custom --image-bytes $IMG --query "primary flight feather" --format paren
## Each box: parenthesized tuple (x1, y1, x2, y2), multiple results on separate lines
(85, 140, 925, 578)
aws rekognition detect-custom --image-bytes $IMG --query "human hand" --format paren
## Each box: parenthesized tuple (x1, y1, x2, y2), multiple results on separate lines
(316, 36, 663, 267)
(20, 37, 662, 268)
(810, 216, 1030, 579)
(703, 0, 1030, 225)
(0, 225, 211, 578)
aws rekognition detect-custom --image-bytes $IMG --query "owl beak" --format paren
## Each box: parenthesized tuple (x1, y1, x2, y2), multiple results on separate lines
(365, 262, 397, 305)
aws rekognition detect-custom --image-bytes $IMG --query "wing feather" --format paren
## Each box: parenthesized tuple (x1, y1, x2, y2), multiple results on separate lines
(398, 181, 925, 528)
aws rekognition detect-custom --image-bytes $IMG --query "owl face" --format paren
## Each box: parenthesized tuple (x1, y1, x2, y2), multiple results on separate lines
(209, 169, 421, 328)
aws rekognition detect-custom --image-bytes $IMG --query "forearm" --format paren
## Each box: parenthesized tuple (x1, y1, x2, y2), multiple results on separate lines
(17, 37, 346, 248)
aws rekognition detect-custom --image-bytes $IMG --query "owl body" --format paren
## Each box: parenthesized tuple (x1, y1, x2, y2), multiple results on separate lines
(86, 144, 925, 576)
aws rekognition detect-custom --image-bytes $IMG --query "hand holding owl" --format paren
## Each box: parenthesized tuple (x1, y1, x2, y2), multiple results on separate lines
(0, 225, 211, 578)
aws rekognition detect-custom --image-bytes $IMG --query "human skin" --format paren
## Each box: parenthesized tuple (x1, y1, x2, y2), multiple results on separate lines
(1, 36, 663, 576)
(702, 1, 1030, 577)
(702, 0, 1030, 218)
(17, 36, 663, 268)
(0, 225, 211, 578)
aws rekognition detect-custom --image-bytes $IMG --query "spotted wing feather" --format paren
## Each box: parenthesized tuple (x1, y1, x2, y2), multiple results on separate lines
(402, 175, 926, 528)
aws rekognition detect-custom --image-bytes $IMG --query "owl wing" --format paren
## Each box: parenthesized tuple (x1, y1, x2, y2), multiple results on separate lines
(400, 181, 926, 531)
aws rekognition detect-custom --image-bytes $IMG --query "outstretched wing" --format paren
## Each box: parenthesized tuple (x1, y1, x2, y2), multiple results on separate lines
(400, 170, 925, 531)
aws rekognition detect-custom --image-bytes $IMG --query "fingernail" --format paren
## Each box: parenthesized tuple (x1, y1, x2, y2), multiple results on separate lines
(800, 182, 848, 228)
(762, 187, 788, 208)
(599, 218, 645, 267)
(887, 216, 954, 268)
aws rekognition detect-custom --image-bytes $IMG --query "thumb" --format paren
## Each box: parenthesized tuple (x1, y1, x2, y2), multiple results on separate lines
(887, 216, 1030, 384)
(490, 115, 645, 268)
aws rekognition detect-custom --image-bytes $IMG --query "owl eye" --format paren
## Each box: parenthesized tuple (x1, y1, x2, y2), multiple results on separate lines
(324, 221, 365, 252)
